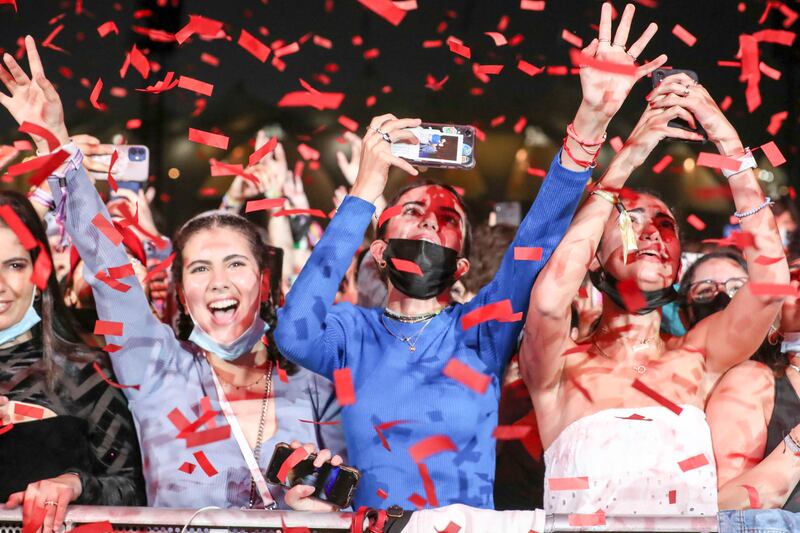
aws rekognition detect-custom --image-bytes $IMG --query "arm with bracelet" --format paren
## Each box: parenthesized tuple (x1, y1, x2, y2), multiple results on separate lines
(649, 72, 789, 374)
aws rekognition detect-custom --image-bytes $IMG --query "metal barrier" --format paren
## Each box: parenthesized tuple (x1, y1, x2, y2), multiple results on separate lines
(0, 507, 721, 532)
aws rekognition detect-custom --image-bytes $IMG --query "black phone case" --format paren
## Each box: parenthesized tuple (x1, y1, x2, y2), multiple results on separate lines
(652, 69, 707, 143)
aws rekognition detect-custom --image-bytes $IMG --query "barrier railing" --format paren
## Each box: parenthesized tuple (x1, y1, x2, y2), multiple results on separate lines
(0, 506, 721, 532)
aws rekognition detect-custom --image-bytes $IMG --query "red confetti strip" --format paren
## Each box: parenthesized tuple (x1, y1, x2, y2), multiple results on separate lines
(377, 204, 403, 228)
(175, 410, 218, 439)
(6, 150, 70, 188)
(175, 15, 224, 45)
(193, 450, 218, 477)
(103, 344, 122, 353)
(749, 283, 797, 297)
(520, 0, 545, 10)
(741, 484, 762, 509)
(249, 136, 278, 166)
(14, 403, 44, 419)
(484, 32, 507, 46)
(200, 52, 219, 67)
(408, 435, 458, 463)
(389, 257, 423, 276)
(461, 299, 518, 330)
(144, 252, 176, 282)
(720, 96, 733, 111)
(298, 419, 341, 426)
(178, 76, 214, 96)
(94, 320, 124, 336)
(527, 167, 546, 177)
(238, 29, 271, 62)
(417, 462, 439, 507)
(442, 358, 491, 394)
(668, 489, 677, 504)
(651, 155, 673, 174)
(753, 29, 796, 46)
(447, 38, 471, 59)
(696, 152, 740, 171)
(376, 489, 388, 499)
(0, 0, 17, 11)
(513, 247, 543, 261)
(492, 425, 532, 440)
(42, 24, 66, 53)
(277, 446, 310, 483)
(568, 511, 605, 527)
(677, 453, 709, 472)
(517, 60, 543, 76)
(277, 90, 344, 110)
(686, 214, 706, 231)
(754, 255, 783, 266)
(632, 378, 683, 415)
(338, 116, 358, 132)
(95, 271, 131, 292)
(297, 143, 320, 161)
(767, 111, 788, 136)
(407, 493, 427, 509)
(18, 122, 60, 152)
(569, 48, 637, 76)
(274, 42, 300, 58)
(672, 24, 697, 46)
(129, 45, 150, 78)
(333, 368, 356, 406)
(183, 426, 231, 448)
(548, 477, 589, 491)
(93, 361, 140, 390)
(106, 150, 119, 192)
(357, 0, 407, 26)
(97, 21, 119, 38)
(760, 141, 786, 167)
(178, 462, 196, 474)
(0, 423, 14, 436)
(245, 198, 285, 213)
(92, 213, 124, 246)
(561, 29, 583, 48)
(273, 208, 329, 219)
(188, 128, 229, 150)
(276, 358, 289, 384)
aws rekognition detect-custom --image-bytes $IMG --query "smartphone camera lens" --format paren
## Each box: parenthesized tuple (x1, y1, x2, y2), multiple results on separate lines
(129, 147, 146, 161)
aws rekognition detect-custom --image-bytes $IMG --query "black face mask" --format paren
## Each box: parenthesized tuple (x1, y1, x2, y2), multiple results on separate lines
(589, 268, 678, 315)
(382, 239, 459, 300)
(685, 292, 731, 329)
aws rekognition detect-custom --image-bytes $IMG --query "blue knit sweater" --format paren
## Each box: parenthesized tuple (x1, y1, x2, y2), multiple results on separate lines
(275, 152, 590, 509)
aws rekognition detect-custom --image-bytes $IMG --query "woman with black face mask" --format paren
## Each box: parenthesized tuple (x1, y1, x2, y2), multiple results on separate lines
(275, 3, 666, 510)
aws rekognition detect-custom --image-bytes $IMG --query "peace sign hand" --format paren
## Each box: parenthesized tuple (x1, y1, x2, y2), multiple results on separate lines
(0, 36, 69, 153)
(578, 3, 667, 120)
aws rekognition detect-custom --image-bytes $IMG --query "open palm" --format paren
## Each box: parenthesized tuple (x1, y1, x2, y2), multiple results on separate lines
(0, 36, 68, 151)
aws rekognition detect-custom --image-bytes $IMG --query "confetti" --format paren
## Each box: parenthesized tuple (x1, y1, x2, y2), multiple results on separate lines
(94, 320, 124, 336)
(484, 32, 507, 46)
(376, 489, 389, 499)
(408, 435, 458, 463)
(22, 507, 46, 533)
(18, 122, 61, 152)
(517, 60, 543, 76)
(0, 205, 36, 249)
(686, 214, 706, 231)
(417, 462, 439, 507)
(193, 450, 219, 477)
(696, 152, 741, 171)
(92, 213, 124, 246)
(672, 24, 697, 46)
(249, 136, 278, 166)
(378, 204, 403, 228)
(569, 48, 637, 76)
(514, 247, 543, 261)
(93, 361, 140, 390)
(615, 413, 654, 421)
(677, 453, 709, 472)
(447, 38, 471, 59)
(144, 253, 176, 282)
(748, 283, 797, 297)
(520, 0, 545, 10)
(492, 425, 532, 440)
(668, 489, 677, 504)
(461, 299, 519, 330)
(548, 477, 589, 491)
(389, 257, 423, 276)
(272, 208, 329, 219)
(561, 29, 583, 48)
(632, 378, 683, 415)
(238, 29, 271, 62)
(183, 426, 231, 448)
(95, 271, 131, 292)
(357, 0, 407, 26)
(760, 141, 786, 167)
(178, 462, 196, 474)
(442, 358, 491, 394)
(277, 446, 310, 483)
(277, 90, 344, 110)
(338, 116, 358, 132)
(129, 45, 150, 78)
(767, 111, 788, 136)
(175, 14, 224, 44)
(245, 198, 285, 213)
(407, 493, 427, 509)
(568, 512, 605, 527)
(754, 255, 783, 266)
(97, 21, 119, 38)
(651, 155, 672, 174)
(333, 368, 356, 405)
(178, 76, 214, 96)
(13, 403, 44, 419)
(188, 128, 229, 150)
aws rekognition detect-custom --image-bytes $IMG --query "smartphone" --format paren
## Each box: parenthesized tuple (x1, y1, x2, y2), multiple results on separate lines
(391, 123, 476, 169)
(88, 145, 150, 182)
(651, 69, 707, 143)
(265, 443, 360, 508)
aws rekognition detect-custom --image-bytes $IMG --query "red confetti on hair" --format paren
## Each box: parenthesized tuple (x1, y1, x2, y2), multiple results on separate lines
(93, 361, 139, 390)
(520, 0, 545, 10)
(357, 0, 407, 26)
(686, 214, 706, 231)
(568, 511, 605, 527)
(513, 247, 543, 261)
(672, 24, 697, 46)
(632, 378, 683, 415)
(760, 141, 786, 167)
(248, 136, 278, 167)
(178, 76, 214, 96)
(193, 450, 219, 477)
(668, 489, 677, 504)
(238, 29, 271, 62)
(178, 462, 196, 474)
(277, 446, 310, 483)
(389, 257, 423, 276)
(677, 453, 709, 472)
(0, 205, 36, 249)
(442, 358, 491, 394)
(408, 435, 458, 463)
(548, 477, 589, 491)
(92, 213, 124, 245)
(333, 368, 356, 405)
(561, 29, 583, 48)
(188, 128, 229, 150)
(741, 484, 762, 508)
(651, 155, 672, 174)
(492, 425, 532, 440)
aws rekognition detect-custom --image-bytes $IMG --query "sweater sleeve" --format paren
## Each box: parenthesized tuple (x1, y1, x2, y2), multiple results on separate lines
(462, 151, 591, 372)
(274, 195, 375, 380)
(48, 156, 183, 399)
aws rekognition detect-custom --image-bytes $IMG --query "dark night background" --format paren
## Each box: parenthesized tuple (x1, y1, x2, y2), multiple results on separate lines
(0, 0, 797, 239)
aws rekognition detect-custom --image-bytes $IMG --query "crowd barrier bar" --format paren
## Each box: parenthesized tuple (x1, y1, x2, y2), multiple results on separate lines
(0, 507, 721, 532)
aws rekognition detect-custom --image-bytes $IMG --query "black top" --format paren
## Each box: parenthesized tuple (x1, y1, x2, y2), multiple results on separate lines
(764, 372, 800, 512)
(0, 335, 146, 504)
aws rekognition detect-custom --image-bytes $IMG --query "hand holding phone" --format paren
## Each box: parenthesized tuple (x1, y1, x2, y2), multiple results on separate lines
(390, 123, 476, 169)
(651, 69, 707, 143)
(266, 442, 360, 509)
(87, 145, 150, 183)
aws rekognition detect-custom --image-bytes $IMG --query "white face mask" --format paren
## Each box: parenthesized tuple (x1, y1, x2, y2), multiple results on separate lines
(0, 290, 41, 347)
(186, 277, 269, 361)
(782, 332, 800, 354)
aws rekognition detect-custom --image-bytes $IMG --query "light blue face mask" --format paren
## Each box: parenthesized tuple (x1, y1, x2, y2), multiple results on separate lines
(0, 290, 41, 347)
(187, 293, 270, 361)
(782, 332, 800, 354)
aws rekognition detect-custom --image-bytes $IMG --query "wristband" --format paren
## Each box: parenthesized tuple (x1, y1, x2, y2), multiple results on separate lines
(734, 197, 774, 220)
(722, 147, 757, 179)
(784, 432, 800, 455)
(29, 187, 55, 211)
(51, 142, 83, 179)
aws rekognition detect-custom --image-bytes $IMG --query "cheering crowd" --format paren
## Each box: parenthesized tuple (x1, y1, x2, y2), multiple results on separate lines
(0, 3, 798, 532)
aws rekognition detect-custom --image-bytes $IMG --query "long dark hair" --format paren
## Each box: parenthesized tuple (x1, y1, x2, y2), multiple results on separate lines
(0, 191, 98, 387)
(170, 211, 296, 373)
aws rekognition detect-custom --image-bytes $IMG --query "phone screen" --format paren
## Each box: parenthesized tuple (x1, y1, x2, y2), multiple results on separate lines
(391, 124, 474, 167)
(265, 445, 359, 507)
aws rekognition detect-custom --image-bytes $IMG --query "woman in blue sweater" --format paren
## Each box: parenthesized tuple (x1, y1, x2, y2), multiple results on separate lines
(275, 2, 667, 509)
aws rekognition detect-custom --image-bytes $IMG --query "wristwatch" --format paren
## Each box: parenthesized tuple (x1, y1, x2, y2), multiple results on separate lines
(722, 147, 758, 179)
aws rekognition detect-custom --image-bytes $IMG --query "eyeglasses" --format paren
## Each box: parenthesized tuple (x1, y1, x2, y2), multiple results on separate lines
(687, 277, 748, 303)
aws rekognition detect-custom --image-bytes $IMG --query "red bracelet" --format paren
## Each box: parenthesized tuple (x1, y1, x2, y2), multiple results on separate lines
(567, 122, 607, 147)
(562, 136, 599, 168)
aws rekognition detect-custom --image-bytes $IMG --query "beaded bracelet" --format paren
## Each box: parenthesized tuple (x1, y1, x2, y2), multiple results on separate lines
(734, 197, 774, 219)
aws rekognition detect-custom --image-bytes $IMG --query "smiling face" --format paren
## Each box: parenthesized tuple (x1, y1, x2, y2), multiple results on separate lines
(595, 192, 682, 292)
(179, 226, 262, 345)
(0, 227, 35, 332)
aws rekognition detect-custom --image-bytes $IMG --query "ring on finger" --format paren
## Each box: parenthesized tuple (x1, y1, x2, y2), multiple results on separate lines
(44, 500, 57, 507)
(598, 38, 611, 43)
(612, 43, 626, 51)
(682, 86, 690, 96)
(626, 51, 637, 60)
(380, 132, 392, 143)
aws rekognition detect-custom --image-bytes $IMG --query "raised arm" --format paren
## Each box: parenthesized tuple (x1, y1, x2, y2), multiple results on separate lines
(706, 360, 800, 509)
(0, 37, 181, 396)
(274, 115, 420, 378)
(650, 75, 790, 374)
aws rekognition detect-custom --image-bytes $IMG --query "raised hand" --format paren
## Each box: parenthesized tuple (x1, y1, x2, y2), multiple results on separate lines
(0, 36, 69, 153)
(350, 114, 420, 204)
(577, 3, 667, 120)
(335, 132, 363, 186)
